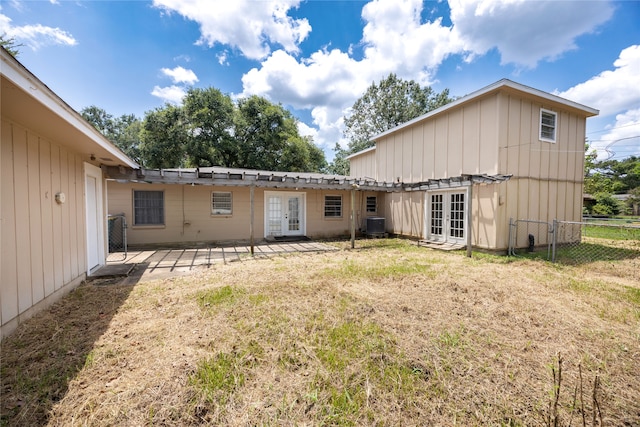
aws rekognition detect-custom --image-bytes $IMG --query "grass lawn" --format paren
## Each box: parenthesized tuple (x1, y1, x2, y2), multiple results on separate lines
(1, 239, 638, 426)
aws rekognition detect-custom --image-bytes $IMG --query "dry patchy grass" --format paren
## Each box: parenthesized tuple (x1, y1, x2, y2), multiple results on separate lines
(1, 239, 639, 426)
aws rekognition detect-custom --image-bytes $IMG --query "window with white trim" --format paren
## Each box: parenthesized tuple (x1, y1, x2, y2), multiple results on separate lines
(212, 191, 232, 215)
(133, 190, 164, 225)
(324, 195, 342, 218)
(540, 109, 557, 142)
(366, 196, 377, 213)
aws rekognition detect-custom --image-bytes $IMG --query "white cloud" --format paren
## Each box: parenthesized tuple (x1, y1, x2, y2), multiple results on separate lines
(557, 45, 640, 117)
(161, 66, 198, 85)
(449, 0, 614, 68)
(238, 0, 615, 154)
(591, 109, 640, 160)
(152, 0, 310, 60)
(151, 85, 186, 104)
(0, 13, 77, 50)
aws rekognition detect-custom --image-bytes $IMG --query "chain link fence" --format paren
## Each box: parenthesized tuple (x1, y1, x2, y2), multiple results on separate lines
(107, 214, 127, 262)
(509, 217, 640, 274)
(552, 219, 640, 265)
(508, 219, 554, 258)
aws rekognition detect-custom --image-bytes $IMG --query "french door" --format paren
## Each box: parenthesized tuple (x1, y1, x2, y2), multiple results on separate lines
(426, 190, 466, 243)
(264, 191, 306, 237)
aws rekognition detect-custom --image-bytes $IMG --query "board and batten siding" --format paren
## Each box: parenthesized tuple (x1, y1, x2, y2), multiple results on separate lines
(1, 118, 87, 339)
(495, 91, 586, 249)
(350, 88, 588, 250)
(373, 93, 500, 184)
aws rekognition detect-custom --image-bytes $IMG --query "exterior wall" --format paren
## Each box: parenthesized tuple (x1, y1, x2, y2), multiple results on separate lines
(1, 118, 88, 339)
(373, 93, 500, 183)
(349, 149, 377, 181)
(496, 91, 587, 249)
(107, 182, 378, 245)
(351, 88, 588, 251)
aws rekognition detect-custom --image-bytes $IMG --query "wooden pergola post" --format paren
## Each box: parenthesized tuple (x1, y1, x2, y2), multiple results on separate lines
(466, 183, 473, 258)
(250, 185, 255, 255)
(350, 186, 357, 249)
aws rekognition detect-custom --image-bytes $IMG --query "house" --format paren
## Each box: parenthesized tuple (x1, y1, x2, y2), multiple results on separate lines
(105, 79, 597, 253)
(348, 79, 598, 250)
(104, 167, 392, 247)
(1, 48, 138, 339)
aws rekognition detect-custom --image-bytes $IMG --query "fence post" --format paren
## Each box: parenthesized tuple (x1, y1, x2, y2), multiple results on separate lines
(508, 217, 513, 256)
(551, 219, 558, 262)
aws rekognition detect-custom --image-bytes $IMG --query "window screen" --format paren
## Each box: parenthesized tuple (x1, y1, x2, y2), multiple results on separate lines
(324, 195, 342, 218)
(212, 192, 233, 215)
(133, 190, 164, 225)
(540, 109, 557, 142)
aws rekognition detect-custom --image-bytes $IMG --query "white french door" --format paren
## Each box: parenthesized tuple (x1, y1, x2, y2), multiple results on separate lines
(425, 190, 467, 243)
(264, 191, 306, 237)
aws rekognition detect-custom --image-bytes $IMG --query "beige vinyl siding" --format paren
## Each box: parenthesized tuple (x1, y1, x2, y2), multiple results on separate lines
(108, 183, 364, 245)
(1, 119, 87, 337)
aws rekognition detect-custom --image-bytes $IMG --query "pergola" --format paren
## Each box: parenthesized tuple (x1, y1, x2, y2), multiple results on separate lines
(102, 165, 511, 256)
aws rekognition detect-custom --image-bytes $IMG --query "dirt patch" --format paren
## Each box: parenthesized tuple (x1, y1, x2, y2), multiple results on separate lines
(1, 240, 639, 426)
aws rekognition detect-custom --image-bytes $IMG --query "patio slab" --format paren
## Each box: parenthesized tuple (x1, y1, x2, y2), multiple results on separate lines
(102, 240, 338, 280)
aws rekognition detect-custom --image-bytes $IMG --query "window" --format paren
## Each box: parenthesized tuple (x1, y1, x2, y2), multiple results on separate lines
(540, 109, 557, 142)
(324, 195, 342, 218)
(366, 196, 377, 213)
(133, 190, 164, 225)
(212, 191, 232, 215)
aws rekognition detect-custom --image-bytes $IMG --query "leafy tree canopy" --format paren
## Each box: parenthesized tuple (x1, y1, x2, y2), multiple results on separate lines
(81, 106, 143, 163)
(584, 144, 639, 215)
(329, 73, 454, 175)
(83, 90, 327, 173)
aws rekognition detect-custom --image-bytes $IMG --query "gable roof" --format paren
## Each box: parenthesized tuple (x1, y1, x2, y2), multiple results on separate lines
(348, 79, 599, 160)
(0, 48, 138, 169)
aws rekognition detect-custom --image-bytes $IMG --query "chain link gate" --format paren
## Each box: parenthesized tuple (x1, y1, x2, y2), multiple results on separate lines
(107, 213, 127, 262)
(508, 218, 554, 259)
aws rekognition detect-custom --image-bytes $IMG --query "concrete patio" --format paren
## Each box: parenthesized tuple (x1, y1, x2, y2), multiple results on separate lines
(92, 240, 339, 281)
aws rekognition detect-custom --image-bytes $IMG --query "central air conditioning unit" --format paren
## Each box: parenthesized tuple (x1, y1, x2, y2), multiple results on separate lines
(366, 217, 385, 237)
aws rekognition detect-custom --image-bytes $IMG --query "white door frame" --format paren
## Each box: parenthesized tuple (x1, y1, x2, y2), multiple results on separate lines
(264, 191, 306, 238)
(85, 163, 105, 274)
(424, 188, 469, 244)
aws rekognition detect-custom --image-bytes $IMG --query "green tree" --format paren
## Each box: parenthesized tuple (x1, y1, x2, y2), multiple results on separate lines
(139, 104, 188, 169)
(1, 33, 22, 57)
(234, 95, 326, 172)
(81, 106, 143, 163)
(182, 87, 236, 167)
(330, 73, 454, 174)
(591, 192, 622, 216)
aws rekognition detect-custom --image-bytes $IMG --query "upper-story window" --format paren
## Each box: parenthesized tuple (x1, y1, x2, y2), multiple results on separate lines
(540, 109, 557, 143)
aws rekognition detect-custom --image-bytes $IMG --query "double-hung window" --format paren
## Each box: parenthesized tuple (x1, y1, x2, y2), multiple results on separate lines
(324, 195, 342, 218)
(212, 191, 233, 215)
(133, 190, 164, 225)
(540, 109, 557, 143)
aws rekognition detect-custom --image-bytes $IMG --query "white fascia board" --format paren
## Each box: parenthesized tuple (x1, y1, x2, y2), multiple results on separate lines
(371, 79, 600, 142)
(1, 51, 139, 169)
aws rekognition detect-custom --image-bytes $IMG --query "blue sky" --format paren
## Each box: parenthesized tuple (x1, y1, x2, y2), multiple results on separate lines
(2, 0, 639, 162)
